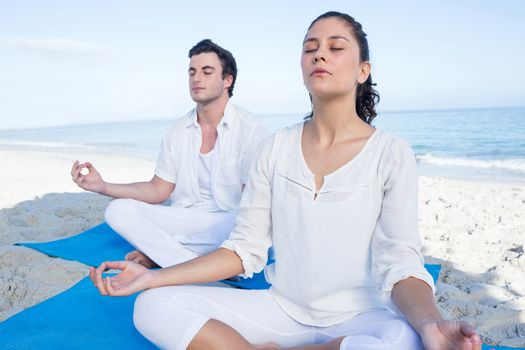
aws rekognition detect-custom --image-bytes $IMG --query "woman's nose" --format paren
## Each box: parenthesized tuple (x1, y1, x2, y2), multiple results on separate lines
(313, 51, 326, 63)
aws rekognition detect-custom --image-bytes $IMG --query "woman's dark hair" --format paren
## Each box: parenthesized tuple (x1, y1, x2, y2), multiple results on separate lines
(188, 39, 237, 97)
(305, 11, 380, 124)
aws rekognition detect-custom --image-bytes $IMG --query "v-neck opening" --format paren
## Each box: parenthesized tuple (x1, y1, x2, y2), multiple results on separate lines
(297, 122, 379, 194)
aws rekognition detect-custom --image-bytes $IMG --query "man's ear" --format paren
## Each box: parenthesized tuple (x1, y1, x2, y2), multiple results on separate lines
(223, 74, 233, 89)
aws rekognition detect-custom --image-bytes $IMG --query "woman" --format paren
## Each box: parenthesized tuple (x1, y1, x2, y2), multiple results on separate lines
(90, 11, 482, 350)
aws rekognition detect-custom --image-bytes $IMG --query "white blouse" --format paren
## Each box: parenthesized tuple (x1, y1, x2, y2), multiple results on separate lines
(221, 123, 435, 327)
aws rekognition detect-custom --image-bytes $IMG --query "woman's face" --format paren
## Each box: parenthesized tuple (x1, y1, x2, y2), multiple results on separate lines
(301, 17, 370, 99)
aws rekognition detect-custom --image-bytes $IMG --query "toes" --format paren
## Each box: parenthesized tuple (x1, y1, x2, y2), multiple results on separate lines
(125, 250, 139, 261)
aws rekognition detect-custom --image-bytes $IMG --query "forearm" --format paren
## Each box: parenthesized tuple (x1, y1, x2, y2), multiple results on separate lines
(102, 181, 168, 203)
(99, 175, 174, 204)
(392, 277, 444, 333)
(149, 248, 244, 288)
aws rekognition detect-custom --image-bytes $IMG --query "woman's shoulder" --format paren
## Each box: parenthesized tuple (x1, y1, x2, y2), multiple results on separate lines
(374, 129, 414, 157)
(268, 122, 303, 146)
(276, 121, 303, 136)
(372, 129, 417, 181)
(254, 123, 303, 166)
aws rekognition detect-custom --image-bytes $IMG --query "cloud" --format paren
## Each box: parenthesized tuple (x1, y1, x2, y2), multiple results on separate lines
(0, 36, 107, 57)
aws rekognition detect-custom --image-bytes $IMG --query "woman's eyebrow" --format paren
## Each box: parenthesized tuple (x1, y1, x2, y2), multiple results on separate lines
(329, 35, 350, 42)
(303, 35, 350, 44)
(303, 37, 318, 44)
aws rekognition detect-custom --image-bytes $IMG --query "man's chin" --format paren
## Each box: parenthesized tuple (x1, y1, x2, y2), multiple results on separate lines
(191, 96, 214, 105)
(190, 93, 205, 102)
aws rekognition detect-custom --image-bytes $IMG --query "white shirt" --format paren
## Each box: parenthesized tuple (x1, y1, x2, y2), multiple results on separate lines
(155, 101, 269, 211)
(195, 150, 220, 211)
(221, 123, 435, 327)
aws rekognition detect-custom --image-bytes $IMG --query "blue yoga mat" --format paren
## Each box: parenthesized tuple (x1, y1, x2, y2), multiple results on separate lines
(16, 223, 140, 268)
(16, 223, 271, 289)
(0, 277, 518, 350)
(7, 223, 521, 349)
(16, 222, 442, 289)
(0, 276, 155, 349)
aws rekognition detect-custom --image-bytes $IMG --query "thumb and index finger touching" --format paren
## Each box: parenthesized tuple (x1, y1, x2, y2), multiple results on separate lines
(72, 159, 98, 172)
(77, 161, 96, 172)
(102, 261, 130, 271)
(459, 321, 482, 348)
(89, 261, 129, 293)
(71, 160, 101, 187)
(85, 161, 96, 171)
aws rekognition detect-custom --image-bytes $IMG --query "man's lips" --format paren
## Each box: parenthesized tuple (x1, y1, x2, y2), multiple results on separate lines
(192, 87, 205, 92)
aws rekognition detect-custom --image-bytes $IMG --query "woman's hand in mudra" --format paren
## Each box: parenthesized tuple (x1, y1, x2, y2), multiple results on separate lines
(419, 319, 482, 350)
(89, 260, 157, 297)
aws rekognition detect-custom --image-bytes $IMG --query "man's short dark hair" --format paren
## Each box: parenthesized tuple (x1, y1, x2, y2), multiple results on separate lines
(189, 39, 237, 97)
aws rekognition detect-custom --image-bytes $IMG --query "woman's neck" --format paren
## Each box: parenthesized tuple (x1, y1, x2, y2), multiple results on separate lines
(309, 96, 366, 145)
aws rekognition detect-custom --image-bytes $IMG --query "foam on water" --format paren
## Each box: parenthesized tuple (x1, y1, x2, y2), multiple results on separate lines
(417, 154, 525, 173)
(1, 107, 524, 183)
(0, 139, 97, 150)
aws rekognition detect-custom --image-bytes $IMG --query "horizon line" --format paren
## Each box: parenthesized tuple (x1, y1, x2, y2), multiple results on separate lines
(1, 104, 524, 132)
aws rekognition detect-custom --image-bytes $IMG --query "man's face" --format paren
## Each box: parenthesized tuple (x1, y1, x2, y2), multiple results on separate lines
(188, 52, 231, 104)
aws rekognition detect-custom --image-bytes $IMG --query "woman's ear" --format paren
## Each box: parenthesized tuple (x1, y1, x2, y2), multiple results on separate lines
(357, 62, 371, 84)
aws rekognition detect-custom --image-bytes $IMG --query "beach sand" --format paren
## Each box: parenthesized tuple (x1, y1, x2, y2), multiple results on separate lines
(1, 147, 524, 346)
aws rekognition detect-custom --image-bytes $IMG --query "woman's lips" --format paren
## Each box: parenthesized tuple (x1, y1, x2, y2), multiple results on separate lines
(311, 69, 330, 76)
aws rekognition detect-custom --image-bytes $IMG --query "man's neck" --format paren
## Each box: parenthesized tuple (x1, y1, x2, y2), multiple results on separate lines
(196, 96, 229, 128)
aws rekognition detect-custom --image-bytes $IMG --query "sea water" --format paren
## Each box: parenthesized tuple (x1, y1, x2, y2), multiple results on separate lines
(1, 107, 524, 183)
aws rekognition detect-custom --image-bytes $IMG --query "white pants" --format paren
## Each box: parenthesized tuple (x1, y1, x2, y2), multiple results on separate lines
(134, 285, 424, 350)
(104, 199, 236, 267)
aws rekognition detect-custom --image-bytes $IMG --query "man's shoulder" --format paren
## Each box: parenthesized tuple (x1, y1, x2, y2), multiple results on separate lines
(227, 102, 265, 129)
(164, 109, 195, 132)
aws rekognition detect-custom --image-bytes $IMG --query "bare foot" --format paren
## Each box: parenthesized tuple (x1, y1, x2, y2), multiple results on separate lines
(125, 250, 159, 268)
(226, 276, 242, 282)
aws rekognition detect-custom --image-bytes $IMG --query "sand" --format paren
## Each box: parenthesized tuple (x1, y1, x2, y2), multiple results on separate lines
(0, 148, 155, 321)
(0, 147, 523, 346)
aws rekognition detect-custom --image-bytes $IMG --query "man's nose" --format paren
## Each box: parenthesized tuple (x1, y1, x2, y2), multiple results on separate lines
(192, 71, 203, 82)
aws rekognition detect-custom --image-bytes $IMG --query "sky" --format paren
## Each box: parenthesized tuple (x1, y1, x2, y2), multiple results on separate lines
(0, 0, 524, 130)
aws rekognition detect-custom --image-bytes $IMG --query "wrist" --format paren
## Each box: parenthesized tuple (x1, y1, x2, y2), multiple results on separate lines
(148, 268, 172, 289)
(414, 318, 444, 335)
(144, 269, 161, 289)
(99, 181, 109, 196)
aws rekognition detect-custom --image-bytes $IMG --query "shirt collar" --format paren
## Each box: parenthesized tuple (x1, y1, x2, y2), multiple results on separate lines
(184, 109, 199, 128)
(218, 100, 235, 128)
(184, 100, 236, 129)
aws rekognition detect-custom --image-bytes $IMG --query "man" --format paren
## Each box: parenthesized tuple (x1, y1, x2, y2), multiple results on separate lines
(71, 39, 269, 268)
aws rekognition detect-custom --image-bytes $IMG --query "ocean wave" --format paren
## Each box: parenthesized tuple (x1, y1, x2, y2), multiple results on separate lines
(416, 154, 525, 172)
(0, 139, 97, 150)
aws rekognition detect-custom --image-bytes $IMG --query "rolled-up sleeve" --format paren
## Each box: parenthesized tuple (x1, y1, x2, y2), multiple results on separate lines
(372, 140, 435, 294)
(221, 136, 274, 278)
